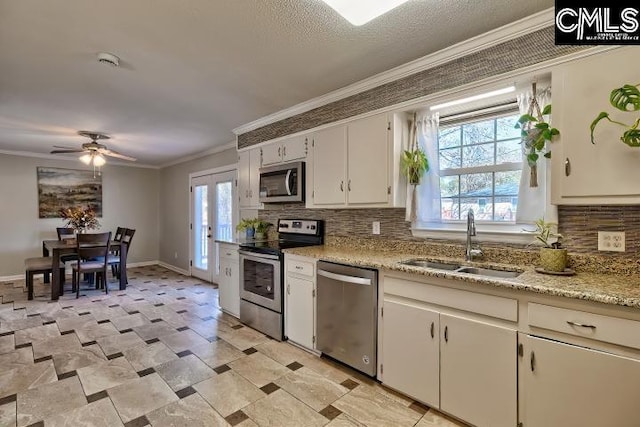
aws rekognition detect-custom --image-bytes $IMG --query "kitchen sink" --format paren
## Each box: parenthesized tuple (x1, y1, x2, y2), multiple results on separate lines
(400, 259, 461, 270)
(399, 259, 522, 278)
(455, 266, 521, 278)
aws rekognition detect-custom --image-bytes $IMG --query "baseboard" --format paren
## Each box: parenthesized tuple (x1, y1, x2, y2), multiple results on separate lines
(0, 260, 190, 283)
(157, 261, 190, 276)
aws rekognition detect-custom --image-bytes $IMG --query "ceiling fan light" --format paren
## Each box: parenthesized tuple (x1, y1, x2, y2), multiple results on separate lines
(93, 154, 106, 167)
(79, 154, 92, 165)
(321, 0, 410, 25)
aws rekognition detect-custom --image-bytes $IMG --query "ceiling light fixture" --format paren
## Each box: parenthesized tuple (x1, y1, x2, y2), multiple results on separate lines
(78, 152, 106, 176)
(429, 86, 516, 111)
(321, 0, 410, 26)
(97, 52, 120, 67)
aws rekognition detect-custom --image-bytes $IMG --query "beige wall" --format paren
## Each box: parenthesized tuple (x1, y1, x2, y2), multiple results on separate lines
(159, 147, 238, 271)
(0, 153, 160, 277)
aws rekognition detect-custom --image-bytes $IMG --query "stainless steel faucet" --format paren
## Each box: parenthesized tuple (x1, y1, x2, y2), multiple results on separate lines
(466, 209, 483, 261)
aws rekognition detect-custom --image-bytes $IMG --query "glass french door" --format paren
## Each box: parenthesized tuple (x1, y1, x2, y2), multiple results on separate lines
(191, 170, 236, 283)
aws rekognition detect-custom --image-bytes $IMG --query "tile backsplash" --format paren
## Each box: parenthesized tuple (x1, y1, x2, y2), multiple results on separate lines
(259, 204, 640, 260)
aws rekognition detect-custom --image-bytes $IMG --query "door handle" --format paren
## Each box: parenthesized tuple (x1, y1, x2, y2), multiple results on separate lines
(285, 169, 292, 196)
(444, 326, 448, 342)
(207, 234, 212, 238)
(340, 181, 344, 192)
(278, 147, 281, 157)
(283, 146, 286, 157)
(348, 180, 351, 191)
(430, 322, 434, 339)
(565, 158, 571, 176)
(317, 269, 372, 285)
(287, 284, 290, 295)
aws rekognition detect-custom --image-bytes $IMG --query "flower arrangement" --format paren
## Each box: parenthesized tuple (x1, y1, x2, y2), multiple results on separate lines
(59, 206, 100, 232)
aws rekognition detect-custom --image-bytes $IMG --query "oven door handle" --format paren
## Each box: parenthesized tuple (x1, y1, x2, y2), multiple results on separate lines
(318, 269, 372, 286)
(239, 251, 280, 261)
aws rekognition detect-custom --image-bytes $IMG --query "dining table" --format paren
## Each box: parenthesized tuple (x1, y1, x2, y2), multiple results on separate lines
(42, 239, 128, 300)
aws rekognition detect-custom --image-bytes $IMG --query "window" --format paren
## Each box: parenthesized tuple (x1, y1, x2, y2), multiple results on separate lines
(437, 111, 522, 223)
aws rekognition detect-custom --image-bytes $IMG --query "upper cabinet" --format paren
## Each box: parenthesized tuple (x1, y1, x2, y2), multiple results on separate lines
(308, 112, 407, 208)
(238, 148, 262, 209)
(261, 134, 309, 166)
(551, 47, 640, 204)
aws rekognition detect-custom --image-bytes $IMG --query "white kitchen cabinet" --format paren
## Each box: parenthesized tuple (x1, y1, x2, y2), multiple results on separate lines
(261, 135, 309, 166)
(382, 299, 440, 407)
(380, 275, 517, 427)
(311, 124, 347, 206)
(551, 47, 640, 204)
(238, 148, 262, 209)
(218, 243, 239, 317)
(284, 254, 317, 350)
(309, 112, 406, 208)
(347, 113, 390, 205)
(440, 313, 517, 427)
(520, 334, 640, 427)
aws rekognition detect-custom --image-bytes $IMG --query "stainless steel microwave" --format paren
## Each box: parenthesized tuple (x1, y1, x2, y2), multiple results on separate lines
(258, 161, 305, 203)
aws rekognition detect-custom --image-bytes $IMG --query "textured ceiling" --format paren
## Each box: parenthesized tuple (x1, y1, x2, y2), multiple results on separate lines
(0, 0, 553, 166)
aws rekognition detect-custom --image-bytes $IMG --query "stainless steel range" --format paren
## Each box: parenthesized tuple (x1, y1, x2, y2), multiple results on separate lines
(238, 219, 323, 340)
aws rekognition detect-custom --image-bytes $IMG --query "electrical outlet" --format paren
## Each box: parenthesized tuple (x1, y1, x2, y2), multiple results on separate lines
(372, 221, 381, 235)
(597, 231, 625, 252)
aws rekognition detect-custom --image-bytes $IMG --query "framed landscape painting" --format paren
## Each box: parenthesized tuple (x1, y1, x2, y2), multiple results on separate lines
(37, 167, 103, 218)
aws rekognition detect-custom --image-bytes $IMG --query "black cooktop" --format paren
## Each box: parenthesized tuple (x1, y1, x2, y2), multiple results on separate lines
(239, 219, 323, 257)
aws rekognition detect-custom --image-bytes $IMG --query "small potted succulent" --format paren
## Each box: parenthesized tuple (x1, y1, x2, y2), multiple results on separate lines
(528, 218, 567, 272)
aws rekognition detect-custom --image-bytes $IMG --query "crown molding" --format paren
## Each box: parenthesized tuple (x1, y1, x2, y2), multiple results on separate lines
(0, 149, 159, 169)
(232, 8, 555, 135)
(159, 141, 236, 169)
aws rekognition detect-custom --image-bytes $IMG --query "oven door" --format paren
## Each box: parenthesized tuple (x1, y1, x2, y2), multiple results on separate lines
(239, 251, 282, 313)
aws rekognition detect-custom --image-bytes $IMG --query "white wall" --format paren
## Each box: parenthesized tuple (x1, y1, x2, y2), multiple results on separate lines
(159, 147, 238, 271)
(0, 153, 160, 277)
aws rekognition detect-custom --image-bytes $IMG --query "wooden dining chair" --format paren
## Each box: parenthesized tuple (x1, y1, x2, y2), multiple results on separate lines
(24, 257, 65, 300)
(107, 228, 135, 283)
(71, 232, 111, 298)
(110, 227, 127, 277)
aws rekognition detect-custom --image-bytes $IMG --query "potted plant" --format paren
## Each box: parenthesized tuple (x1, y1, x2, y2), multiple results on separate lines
(236, 218, 256, 239)
(401, 148, 429, 185)
(528, 218, 567, 272)
(253, 220, 272, 240)
(590, 83, 640, 147)
(515, 104, 560, 187)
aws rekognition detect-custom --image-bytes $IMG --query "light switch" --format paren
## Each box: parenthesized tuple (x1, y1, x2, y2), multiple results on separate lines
(372, 221, 381, 235)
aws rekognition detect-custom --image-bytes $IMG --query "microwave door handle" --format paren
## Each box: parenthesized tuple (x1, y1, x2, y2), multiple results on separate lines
(285, 169, 292, 196)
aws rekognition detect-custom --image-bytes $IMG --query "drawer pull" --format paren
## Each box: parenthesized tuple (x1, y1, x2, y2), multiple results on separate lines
(444, 326, 448, 342)
(295, 266, 303, 270)
(566, 321, 597, 329)
(430, 322, 434, 339)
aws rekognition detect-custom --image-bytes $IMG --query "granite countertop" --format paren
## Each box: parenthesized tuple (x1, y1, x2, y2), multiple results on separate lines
(284, 245, 640, 309)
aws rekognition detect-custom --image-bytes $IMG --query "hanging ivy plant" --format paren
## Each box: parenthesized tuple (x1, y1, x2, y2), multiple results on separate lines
(590, 83, 640, 147)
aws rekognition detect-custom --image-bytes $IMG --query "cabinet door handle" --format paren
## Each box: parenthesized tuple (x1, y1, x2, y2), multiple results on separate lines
(340, 181, 344, 192)
(287, 284, 290, 295)
(430, 322, 434, 339)
(295, 266, 303, 270)
(566, 320, 596, 329)
(530, 351, 536, 372)
(444, 326, 448, 342)
(283, 146, 286, 157)
(348, 180, 351, 191)
(278, 147, 281, 157)
(565, 158, 571, 176)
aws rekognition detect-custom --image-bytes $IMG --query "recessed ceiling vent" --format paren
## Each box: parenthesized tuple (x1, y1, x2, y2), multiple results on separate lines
(97, 52, 120, 67)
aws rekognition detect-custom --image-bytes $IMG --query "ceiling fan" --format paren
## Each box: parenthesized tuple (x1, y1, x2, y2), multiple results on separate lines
(50, 131, 137, 165)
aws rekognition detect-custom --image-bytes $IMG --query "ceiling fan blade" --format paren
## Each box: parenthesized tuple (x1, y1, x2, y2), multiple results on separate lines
(98, 148, 136, 161)
(53, 145, 78, 150)
(51, 149, 85, 154)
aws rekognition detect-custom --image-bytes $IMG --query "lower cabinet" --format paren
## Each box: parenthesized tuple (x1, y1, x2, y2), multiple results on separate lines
(520, 334, 640, 427)
(284, 254, 317, 350)
(382, 299, 440, 407)
(439, 313, 516, 427)
(382, 298, 517, 427)
(218, 244, 239, 317)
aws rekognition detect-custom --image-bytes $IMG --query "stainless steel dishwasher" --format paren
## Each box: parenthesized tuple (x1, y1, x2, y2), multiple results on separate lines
(316, 261, 378, 376)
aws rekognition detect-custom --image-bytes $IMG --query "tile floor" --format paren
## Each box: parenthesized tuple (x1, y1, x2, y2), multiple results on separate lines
(0, 266, 467, 427)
